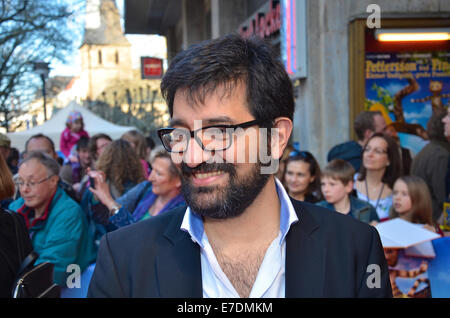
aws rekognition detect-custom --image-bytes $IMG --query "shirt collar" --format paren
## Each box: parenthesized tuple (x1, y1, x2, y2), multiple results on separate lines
(180, 177, 299, 247)
(274, 177, 299, 243)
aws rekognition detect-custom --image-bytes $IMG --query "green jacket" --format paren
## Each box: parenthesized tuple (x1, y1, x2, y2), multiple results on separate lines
(9, 186, 96, 286)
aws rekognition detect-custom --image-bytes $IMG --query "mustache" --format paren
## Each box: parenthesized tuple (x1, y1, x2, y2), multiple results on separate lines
(180, 161, 236, 176)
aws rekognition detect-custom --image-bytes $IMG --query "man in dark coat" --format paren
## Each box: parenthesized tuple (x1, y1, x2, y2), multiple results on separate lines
(88, 34, 392, 298)
(412, 109, 450, 222)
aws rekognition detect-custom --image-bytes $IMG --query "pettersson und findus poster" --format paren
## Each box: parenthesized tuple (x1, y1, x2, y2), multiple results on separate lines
(365, 52, 450, 155)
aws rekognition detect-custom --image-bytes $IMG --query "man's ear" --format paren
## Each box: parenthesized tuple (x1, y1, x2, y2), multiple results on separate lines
(270, 117, 293, 160)
(363, 129, 373, 144)
(50, 175, 59, 188)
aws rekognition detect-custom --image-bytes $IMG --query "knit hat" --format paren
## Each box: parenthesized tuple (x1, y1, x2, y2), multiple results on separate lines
(0, 133, 10, 148)
(66, 111, 83, 124)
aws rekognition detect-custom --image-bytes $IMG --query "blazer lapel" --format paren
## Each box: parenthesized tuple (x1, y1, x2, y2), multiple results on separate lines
(155, 208, 203, 298)
(285, 201, 326, 298)
(154, 202, 327, 298)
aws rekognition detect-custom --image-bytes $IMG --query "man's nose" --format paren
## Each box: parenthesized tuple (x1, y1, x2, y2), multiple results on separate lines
(183, 137, 212, 168)
(20, 184, 30, 193)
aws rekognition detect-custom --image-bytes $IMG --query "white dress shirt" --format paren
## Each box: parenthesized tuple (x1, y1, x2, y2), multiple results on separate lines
(180, 178, 299, 298)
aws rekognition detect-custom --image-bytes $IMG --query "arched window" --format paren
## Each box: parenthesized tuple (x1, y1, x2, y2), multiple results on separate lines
(115, 51, 119, 64)
(98, 50, 102, 64)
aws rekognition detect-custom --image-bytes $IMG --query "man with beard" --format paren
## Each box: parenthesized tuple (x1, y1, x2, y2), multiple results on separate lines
(88, 34, 392, 298)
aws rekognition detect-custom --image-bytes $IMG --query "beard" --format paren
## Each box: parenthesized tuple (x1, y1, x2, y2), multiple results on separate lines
(180, 161, 270, 219)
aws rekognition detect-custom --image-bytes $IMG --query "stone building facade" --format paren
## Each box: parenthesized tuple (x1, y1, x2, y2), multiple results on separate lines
(125, 0, 450, 165)
(79, 0, 133, 102)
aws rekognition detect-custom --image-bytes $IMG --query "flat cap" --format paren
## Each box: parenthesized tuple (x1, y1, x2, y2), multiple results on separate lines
(0, 133, 11, 148)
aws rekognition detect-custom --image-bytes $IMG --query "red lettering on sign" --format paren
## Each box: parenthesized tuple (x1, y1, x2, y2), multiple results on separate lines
(239, 1, 281, 39)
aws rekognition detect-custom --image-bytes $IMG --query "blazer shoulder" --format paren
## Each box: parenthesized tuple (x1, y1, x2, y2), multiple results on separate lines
(291, 199, 375, 240)
(104, 205, 187, 248)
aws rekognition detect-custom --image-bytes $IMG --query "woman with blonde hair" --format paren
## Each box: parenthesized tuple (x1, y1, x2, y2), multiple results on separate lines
(89, 145, 185, 229)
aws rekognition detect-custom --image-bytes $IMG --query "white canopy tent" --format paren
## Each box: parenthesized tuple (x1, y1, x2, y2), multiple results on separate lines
(8, 101, 136, 152)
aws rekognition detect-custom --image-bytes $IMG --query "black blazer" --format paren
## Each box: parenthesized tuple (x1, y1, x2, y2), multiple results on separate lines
(87, 199, 392, 298)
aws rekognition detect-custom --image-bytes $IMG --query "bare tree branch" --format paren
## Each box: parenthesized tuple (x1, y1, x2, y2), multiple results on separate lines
(0, 0, 84, 131)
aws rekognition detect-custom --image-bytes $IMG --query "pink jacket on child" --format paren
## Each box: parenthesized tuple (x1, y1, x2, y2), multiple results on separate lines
(60, 127, 90, 158)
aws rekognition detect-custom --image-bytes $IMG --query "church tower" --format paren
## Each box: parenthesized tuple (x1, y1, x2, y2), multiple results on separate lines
(79, 0, 132, 102)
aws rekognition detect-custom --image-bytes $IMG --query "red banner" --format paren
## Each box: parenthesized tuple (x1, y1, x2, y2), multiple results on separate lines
(141, 57, 163, 79)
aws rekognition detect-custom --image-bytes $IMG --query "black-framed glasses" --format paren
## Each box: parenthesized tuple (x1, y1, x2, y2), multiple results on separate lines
(16, 175, 55, 189)
(158, 120, 262, 153)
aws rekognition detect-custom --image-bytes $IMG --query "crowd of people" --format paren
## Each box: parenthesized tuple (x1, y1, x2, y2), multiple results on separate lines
(0, 111, 182, 296)
(279, 108, 449, 232)
(0, 105, 449, 298)
(0, 35, 449, 299)
(0, 105, 449, 297)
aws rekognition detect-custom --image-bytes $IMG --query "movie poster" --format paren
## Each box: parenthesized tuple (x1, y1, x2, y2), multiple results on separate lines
(385, 248, 431, 298)
(365, 52, 450, 155)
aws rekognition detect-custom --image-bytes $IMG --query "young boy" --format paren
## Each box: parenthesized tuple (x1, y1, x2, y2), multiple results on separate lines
(316, 159, 379, 225)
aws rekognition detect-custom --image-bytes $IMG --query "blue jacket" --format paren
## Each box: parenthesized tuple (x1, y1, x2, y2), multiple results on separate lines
(111, 181, 186, 228)
(9, 186, 96, 286)
(316, 195, 379, 224)
(80, 181, 138, 252)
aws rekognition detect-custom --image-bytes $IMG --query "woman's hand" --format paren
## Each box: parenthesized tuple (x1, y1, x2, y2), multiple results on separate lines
(88, 169, 117, 211)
